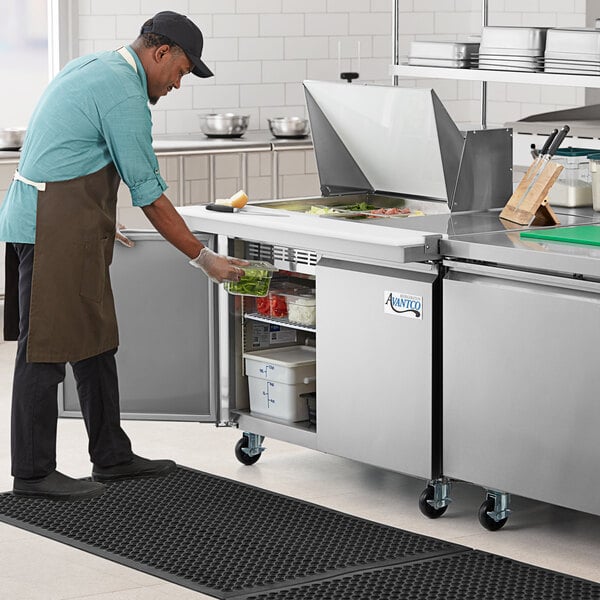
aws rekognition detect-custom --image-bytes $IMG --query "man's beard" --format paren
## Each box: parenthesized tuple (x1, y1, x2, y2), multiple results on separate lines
(149, 96, 159, 105)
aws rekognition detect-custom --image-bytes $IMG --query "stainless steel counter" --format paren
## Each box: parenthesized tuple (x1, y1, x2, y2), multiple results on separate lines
(441, 210, 600, 279)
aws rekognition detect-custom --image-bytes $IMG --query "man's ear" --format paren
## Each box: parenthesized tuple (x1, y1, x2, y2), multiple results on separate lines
(154, 44, 171, 64)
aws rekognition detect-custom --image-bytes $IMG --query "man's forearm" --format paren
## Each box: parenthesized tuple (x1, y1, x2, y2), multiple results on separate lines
(142, 194, 204, 259)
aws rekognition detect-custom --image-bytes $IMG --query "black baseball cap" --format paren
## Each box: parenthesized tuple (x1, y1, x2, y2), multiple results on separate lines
(141, 11, 213, 78)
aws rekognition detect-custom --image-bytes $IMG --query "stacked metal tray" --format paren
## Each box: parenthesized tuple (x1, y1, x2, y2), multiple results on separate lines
(408, 41, 479, 68)
(478, 26, 547, 72)
(544, 28, 600, 74)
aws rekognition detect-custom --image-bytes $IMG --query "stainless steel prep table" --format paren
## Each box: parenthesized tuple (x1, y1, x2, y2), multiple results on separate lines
(440, 215, 600, 528)
(178, 81, 521, 518)
(178, 77, 600, 529)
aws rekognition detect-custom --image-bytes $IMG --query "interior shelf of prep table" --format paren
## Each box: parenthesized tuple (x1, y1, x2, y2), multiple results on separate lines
(244, 312, 316, 333)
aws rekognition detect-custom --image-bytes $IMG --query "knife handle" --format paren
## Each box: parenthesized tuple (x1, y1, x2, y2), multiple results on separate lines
(546, 125, 570, 157)
(539, 128, 559, 156)
(206, 204, 235, 212)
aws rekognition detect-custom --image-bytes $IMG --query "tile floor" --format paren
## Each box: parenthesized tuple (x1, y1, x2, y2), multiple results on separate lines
(1, 337, 600, 599)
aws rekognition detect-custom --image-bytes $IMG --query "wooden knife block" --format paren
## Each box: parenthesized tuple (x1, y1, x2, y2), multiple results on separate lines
(500, 160, 563, 226)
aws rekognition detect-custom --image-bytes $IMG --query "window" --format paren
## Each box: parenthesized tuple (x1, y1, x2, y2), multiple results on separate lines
(0, 0, 49, 129)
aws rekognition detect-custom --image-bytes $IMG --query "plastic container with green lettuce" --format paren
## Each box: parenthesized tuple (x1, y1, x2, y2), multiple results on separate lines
(223, 260, 278, 297)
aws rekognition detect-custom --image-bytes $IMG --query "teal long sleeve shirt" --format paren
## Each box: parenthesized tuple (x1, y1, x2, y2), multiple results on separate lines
(0, 46, 167, 244)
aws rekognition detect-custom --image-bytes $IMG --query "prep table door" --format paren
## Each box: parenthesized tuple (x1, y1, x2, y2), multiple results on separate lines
(59, 231, 217, 421)
(443, 263, 600, 515)
(315, 258, 440, 479)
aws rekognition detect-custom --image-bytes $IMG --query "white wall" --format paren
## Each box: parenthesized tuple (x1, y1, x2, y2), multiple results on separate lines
(74, 0, 590, 133)
(77, 0, 393, 134)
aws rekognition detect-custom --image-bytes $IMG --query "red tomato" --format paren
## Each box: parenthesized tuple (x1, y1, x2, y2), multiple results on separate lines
(270, 294, 288, 317)
(256, 296, 270, 315)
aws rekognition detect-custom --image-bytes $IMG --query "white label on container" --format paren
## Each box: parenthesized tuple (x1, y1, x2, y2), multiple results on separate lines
(383, 291, 422, 319)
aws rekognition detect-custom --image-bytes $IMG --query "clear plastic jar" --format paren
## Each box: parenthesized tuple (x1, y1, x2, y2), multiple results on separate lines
(549, 148, 593, 207)
(589, 153, 600, 212)
(286, 293, 316, 327)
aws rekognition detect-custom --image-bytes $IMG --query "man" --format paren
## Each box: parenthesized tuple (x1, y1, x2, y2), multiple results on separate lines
(0, 11, 246, 500)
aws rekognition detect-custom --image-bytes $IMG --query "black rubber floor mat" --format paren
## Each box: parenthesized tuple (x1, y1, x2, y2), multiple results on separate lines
(239, 550, 600, 600)
(0, 466, 466, 599)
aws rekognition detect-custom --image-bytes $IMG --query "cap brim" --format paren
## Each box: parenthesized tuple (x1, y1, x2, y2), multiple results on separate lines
(189, 55, 213, 78)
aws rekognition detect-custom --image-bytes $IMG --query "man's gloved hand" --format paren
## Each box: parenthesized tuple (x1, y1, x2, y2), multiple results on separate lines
(189, 247, 249, 283)
(116, 223, 135, 248)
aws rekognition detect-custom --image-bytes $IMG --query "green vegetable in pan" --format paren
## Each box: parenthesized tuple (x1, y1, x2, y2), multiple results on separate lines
(341, 201, 376, 211)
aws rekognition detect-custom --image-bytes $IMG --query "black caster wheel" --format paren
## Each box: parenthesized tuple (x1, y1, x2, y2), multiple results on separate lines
(418, 486, 448, 519)
(478, 497, 508, 531)
(235, 436, 262, 466)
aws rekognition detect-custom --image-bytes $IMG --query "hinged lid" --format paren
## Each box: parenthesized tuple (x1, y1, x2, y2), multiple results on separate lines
(303, 80, 465, 205)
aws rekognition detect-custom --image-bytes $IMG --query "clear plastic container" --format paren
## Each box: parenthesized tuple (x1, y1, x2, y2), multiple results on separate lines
(589, 153, 600, 212)
(549, 148, 593, 208)
(286, 293, 316, 327)
(223, 260, 277, 297)
(254, 282, 311, 317)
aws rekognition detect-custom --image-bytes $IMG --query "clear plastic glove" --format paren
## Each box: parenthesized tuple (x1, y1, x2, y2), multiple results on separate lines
(189, 247, 249, 283)
(116, 223, 135, 248)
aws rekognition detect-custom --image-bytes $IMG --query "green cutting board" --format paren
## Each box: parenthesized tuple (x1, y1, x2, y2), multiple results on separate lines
(521, 225, 600, 247)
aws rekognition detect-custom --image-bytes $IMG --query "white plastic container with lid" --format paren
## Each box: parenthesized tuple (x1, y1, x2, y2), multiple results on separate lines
(548, 148, 593, 208)
(243, 346, 316, 422)
(286, 293, 316, 327)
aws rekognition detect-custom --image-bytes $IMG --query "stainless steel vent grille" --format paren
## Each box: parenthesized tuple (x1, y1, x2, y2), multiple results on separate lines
(246, 242, 318, 274)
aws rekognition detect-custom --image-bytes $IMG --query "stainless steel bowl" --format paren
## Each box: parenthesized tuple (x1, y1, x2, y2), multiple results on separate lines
(0, 127, 26, 150)
(199, 113, 249, 138)
(268, 117, 310, 138)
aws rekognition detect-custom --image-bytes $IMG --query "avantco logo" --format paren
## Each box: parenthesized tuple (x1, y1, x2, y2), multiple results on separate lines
(383, 291, 422, 319)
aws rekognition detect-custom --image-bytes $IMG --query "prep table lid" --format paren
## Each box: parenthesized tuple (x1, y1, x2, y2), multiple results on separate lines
(303, 80, 464, 204)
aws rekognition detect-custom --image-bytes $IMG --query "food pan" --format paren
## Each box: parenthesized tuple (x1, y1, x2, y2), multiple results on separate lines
(480, 26, 547, 55)
(408, 41, 479, 68)
(544, 60, 600, 75)
(408, 57, 475, 68)
(478, 53, 544, 72)
(409, 41, 479, 61)
(545, 28, 600, 59)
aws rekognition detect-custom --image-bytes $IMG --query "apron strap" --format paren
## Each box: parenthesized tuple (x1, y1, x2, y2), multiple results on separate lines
(13, 170, 46, 192)
(3, 243, 20, 341)
(116, 46, 138, 73)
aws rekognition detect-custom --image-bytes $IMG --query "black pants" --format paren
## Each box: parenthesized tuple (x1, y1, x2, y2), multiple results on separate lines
(10, 243, 133, 479)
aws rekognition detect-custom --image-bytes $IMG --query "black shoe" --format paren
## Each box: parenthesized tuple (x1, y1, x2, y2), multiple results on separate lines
(92, 454, 177, 482)
(13, 470, 106, 501)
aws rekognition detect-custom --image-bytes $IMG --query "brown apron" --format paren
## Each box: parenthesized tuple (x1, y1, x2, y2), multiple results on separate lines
(6, 163, 121, 363)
